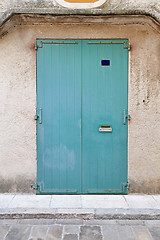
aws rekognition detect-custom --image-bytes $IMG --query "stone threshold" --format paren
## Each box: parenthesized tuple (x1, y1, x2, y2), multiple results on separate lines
(0, 194, 160, 219)
(0, 209, 160, 220)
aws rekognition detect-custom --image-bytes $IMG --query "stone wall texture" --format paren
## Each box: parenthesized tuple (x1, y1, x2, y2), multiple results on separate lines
(0, 0, 160, 194)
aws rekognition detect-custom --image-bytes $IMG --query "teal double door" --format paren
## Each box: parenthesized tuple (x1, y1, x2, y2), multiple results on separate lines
(36, 39, 129, 194)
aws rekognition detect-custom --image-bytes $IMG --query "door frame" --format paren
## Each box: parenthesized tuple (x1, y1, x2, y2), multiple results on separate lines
(35, 39, 130, 194)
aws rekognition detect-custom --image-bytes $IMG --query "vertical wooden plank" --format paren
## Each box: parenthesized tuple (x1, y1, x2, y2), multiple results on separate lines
(111, 43, 128, 191)
(37, 40, 81, 193)
(82, 40, 128, 193)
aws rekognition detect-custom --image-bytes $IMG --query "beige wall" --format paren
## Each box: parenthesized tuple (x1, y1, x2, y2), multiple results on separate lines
(0, 16, 160, 193)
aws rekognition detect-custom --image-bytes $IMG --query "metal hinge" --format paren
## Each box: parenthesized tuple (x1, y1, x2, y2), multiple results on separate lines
(34, 114, 38, 120)
(123, 41, 131, 50)
(31, 183, 40, 191)
(34, 108, 42, 124)
(123, 109, 131, 125)
(35, 42, 43, 51)
(122, 182, 130, 192)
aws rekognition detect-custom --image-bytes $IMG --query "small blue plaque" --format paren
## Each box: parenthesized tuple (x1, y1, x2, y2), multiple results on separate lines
(101, 60, 110, 66)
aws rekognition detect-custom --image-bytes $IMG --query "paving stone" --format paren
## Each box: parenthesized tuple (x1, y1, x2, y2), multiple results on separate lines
(124, 195, 158, 209)
(115, 220, 127, 225)
(31, 225, 48, 238)
(1, 218, 160, 240)
(64, 225, 79, 234)
(84, 219, 117, 225)
(117, 225, 135, 239)
(152, 195, 160, 208)
(5, 225, 31, 240)
(0, 225, 10, 240)
(95, 208, 160, 219)
(10, 195, 51, 209)
(29, 238, 44, 240)
(79, 226, 102, 240)
(56, 219, 83, 225)
(3, 208, 56, 215)
(18, 219, 56, 225)
(56, 209, 94, 214)
(46, 225, 63, 240)
(0, 195, 15, 208)
(148, 227, 160, 240)
(0, 219, 19, 225)
(81, 195, 128, 208)
(124, 220, 145, 226)
(50, 195, 81, 208)
(102, 225, 119, 240)
(63, 234, 78, 240)
(145, 220, 160, 228)
(132, 225, 153, 240)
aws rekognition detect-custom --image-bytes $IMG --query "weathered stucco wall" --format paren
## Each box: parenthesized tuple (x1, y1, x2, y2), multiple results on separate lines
(0, 0, 160, 27)
(0, 23, 36, 192)
(0, 16, 160, 193)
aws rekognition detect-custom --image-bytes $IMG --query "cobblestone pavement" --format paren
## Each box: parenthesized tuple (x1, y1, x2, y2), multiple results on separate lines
(0, 219, 160, 240)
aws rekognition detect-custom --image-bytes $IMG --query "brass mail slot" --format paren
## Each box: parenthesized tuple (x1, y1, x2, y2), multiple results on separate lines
(101, 125, 110, 128)
(99, 125, 112, 132)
